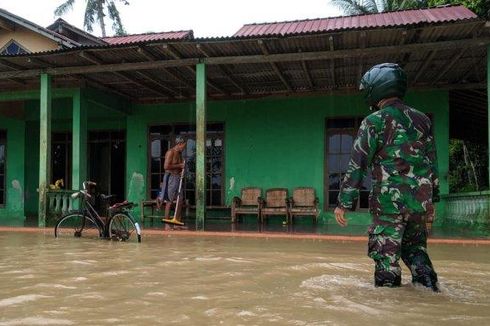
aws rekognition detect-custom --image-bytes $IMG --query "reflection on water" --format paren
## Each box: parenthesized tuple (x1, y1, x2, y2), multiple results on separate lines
(164, 218, 490, 239)
(0, 232, 489, 325)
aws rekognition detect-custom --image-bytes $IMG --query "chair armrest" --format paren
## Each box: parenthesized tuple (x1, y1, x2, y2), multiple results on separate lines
(314, 197, 320, 206)
(258, 197, 265, 208)
(231, 197, 242, 211)
(288, 197, 294, 208)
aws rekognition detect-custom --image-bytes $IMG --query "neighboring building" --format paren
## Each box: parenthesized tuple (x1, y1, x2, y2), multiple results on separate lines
(0, 9, 79, 54)
(0, 6, 488, 229)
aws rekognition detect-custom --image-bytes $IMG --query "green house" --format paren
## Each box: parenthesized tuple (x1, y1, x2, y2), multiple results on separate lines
(0, 6, 488, 230)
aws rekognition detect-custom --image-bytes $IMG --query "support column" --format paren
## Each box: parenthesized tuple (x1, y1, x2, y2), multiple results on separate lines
(195, 63, 207, 230)
(72, 89, 87, 190)
(487, 45, 490, 188)
(38, 73, 51, 227)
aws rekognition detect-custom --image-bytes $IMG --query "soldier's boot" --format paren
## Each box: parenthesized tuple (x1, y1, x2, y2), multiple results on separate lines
(406, 254, 440, 292)
(374, 271, 401, 288)
(412, 271, 440, 292)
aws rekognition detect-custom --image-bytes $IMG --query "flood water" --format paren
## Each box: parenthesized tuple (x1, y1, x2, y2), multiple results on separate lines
(1, 232, 489, 325)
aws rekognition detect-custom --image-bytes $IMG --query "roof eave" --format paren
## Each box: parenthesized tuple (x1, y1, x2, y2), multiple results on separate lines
(0, 9, 80, 48)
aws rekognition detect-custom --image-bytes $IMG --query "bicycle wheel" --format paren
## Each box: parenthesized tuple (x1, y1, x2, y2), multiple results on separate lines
(108, 213, 141, 243)
(54, 213, 102, 240)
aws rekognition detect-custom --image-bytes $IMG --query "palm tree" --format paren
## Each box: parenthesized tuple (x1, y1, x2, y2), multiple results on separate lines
(330, 0, 429, 15)
(54, 0, 129, 37)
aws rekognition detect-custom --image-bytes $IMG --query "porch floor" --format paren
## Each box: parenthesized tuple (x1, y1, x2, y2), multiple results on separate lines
(1, 225, 490, 245)
(19, 215, 490, 240)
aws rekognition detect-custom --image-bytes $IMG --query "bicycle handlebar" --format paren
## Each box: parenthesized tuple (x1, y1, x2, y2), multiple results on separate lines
(82, 181, 97, 190)
(71, 181, 98, 199)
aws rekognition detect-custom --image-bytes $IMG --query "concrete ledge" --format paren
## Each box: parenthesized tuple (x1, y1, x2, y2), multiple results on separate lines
(442, 191, 490, 226)
(1, 226, 490, 245)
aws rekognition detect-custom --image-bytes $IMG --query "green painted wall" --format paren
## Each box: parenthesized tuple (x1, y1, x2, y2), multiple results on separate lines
(0, 116, 25, 226)
(22, 93, 126, 220)
(24, 120, 39, 219)
(126, 90, 449, 225)
(0, 87, 450, 226)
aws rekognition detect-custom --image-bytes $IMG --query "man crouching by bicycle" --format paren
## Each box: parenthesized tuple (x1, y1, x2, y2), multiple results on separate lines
(160, 136, 187, 229)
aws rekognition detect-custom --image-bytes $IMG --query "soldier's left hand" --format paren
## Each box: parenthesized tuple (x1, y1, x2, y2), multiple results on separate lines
(334, 207, 348, 227)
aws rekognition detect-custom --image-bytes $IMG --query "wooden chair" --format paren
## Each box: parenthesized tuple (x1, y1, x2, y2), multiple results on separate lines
(289, 187, 320, 224)
(231, 187, 262, 223)
(260, 188, 289, 224)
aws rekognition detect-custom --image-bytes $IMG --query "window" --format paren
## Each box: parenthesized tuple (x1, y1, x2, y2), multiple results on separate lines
(0, 40, 28, 55)
(149, 123, 224, 206)
(0, 130, 6, 206)
(325, 118, 371, 210)
(51, 132, 72, 189)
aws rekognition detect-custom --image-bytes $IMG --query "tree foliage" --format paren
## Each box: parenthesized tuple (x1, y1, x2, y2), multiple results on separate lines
(331, 0, 489, 18)
(330, 0, 428, 15)
(428, 0, 490, 19)
(55, 0, 129, 37)
(449, 139, 489, 193)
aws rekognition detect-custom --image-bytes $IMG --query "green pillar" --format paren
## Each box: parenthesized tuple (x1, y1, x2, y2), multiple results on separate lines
(488, 45, 490, 189)
(72, 89, 87, 190)
(38, 73, 51, 227)
(195, 63, 207, 230)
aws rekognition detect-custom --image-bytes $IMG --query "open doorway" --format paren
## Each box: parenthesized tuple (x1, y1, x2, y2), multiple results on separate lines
(88, 130, 126, 201)
(449, 89, 489, 192)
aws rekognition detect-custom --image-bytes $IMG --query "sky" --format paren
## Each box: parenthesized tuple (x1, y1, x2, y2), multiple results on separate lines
(0, 0, 342, 38)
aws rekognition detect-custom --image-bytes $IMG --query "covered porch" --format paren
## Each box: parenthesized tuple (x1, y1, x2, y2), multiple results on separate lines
(0, 6, 488, 230)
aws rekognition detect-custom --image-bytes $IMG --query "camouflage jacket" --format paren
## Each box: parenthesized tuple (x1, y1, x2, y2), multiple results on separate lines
(338, 99, 440, 215)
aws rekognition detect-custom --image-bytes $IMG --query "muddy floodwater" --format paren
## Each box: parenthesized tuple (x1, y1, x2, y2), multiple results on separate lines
(0, 232, 489, 325)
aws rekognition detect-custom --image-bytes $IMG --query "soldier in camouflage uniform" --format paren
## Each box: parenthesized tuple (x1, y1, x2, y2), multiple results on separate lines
(334, 63, 440, 291)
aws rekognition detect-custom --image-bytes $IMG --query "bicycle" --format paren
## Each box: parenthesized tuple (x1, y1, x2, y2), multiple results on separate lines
(54, 181, 142, 242)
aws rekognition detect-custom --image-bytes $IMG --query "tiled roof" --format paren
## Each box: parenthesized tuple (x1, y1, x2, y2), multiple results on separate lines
(233, 5, 478, 37)
(102, 30, 194, 45)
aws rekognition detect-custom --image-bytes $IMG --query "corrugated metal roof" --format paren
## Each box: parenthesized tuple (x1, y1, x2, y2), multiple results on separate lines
(0, 6, 486, 102)
(233, 5, 478, 37)
(102, 30, 194, 45)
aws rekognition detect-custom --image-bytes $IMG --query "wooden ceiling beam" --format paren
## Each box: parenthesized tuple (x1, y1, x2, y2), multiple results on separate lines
(134, 71, 183, 98)
(257, 39, 292, 92)
(136, 46, 157, 61)
(455, 55, 485, 83)
(76, 74, 132, 99)
(328, 36, 337, 89)
(0, 37, 488, 80)
(196, 43, 247, 95)
(357, 32, 367, 85)
(412, 50, 437, 85)
(79, 51, 172, 98)
(400, 29, 423, 68)
(0, 58, 35, 86)
(0, 58, 24, 70)
(300, 58, 314, 89)
(432, 49, 466, 84)
(137, 46, 192, 97)
(162, 44, 228, 95)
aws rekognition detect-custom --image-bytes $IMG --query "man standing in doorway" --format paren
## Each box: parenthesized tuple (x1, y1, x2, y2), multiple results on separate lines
(334, 63, 440, 291)
(160, 136, 187, 225)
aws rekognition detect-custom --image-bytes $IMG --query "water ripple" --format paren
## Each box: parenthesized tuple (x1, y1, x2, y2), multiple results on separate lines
(0, 295, 51, 307)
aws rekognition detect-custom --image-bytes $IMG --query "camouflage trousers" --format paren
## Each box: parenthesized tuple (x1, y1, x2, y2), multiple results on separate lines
(367, 213, 438, 287)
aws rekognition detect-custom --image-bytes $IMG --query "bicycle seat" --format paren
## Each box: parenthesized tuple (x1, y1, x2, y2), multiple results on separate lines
(100, 194, 116, 201)
(109, 200, 135, 211)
